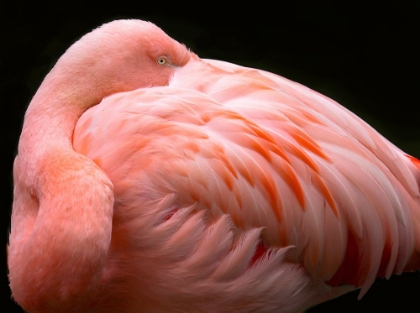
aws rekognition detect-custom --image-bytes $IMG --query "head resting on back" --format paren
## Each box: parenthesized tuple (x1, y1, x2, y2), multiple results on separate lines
(44, 19, 192, 108)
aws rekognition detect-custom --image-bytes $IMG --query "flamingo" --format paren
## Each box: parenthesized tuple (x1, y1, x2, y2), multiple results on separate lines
(7, 19, 420, 313)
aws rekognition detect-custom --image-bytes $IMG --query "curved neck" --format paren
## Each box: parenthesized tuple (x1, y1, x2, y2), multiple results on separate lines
(9, 65, 114, 312)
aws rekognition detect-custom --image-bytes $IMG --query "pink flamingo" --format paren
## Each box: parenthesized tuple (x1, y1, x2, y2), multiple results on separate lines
(8, 19, 420, 313)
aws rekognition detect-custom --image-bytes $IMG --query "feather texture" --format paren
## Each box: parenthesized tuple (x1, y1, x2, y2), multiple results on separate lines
(8, 19, 420, 313)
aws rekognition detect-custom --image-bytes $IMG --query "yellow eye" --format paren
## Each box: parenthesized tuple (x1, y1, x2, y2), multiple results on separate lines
(156, 56, 168, 66)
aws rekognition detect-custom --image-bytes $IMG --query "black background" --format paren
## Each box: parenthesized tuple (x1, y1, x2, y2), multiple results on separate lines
(2, 2, 420, 312)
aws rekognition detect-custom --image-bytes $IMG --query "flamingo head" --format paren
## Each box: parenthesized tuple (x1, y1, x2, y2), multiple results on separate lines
(41, 19, 192, 110)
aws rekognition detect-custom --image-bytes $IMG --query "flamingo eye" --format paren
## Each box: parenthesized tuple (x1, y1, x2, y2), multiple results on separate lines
(156, 56, 168, 66)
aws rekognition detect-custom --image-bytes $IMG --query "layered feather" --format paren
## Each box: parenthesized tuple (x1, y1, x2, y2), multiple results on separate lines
(74, 56, 420, 309)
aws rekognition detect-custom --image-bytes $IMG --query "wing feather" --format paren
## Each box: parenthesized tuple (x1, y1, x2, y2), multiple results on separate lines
(73, 58, 420, 294)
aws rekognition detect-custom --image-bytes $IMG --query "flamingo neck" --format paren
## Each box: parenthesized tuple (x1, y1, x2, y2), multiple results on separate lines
(9, 67, 114, 312)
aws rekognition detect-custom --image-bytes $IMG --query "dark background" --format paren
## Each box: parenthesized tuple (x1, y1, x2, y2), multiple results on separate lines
(2, 2, 419, 312)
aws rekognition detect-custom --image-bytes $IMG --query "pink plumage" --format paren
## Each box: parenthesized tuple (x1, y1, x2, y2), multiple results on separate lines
(7, 19, 420, 313)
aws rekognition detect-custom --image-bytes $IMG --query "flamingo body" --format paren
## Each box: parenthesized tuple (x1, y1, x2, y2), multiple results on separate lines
(8, 19, 420, 313)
